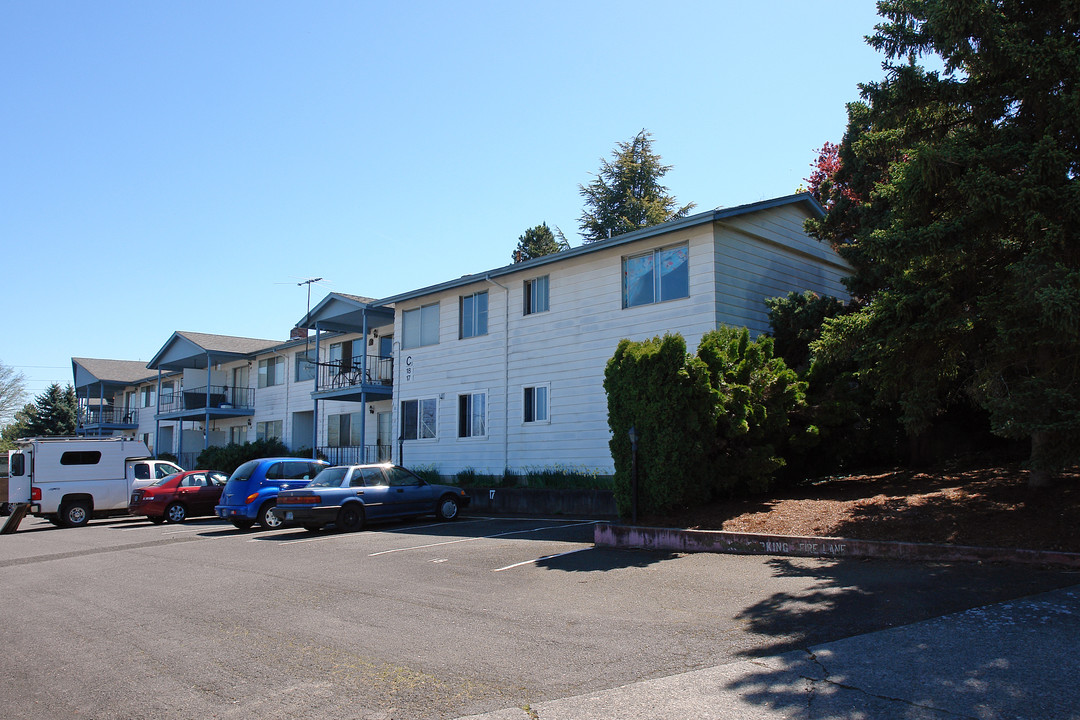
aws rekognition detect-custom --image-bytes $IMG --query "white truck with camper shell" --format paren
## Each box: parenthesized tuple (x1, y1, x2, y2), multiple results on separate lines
(1, 437, 183, 533)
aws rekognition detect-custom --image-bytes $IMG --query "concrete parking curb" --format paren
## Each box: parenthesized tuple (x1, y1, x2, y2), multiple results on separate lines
(595, 522, 1080, 568)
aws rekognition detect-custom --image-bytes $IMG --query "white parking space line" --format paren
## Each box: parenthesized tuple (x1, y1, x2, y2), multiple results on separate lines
(273, 517, 500, 545)
(367, 519, 600, 557)
(492, 547, 590, 572)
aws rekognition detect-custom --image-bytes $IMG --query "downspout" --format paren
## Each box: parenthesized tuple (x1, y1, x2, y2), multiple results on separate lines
(312, 322, 321, 459)
(485, 275, 510, 473)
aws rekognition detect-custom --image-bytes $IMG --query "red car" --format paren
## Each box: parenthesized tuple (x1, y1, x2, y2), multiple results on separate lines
(129, 470, 229, 524)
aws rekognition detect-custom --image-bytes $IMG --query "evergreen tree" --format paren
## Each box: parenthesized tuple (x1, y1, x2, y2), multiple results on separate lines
(511, 222, 567, 263)
(807, 0, 1080, 486)
(23, 383, 79, 437)
(579, 130, 695, 243)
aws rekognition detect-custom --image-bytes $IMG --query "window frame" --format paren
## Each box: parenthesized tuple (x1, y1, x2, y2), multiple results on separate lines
(457, 391, 487, 438)
(402, 303, 440, 349)
(294, 351, 316, 382)
(257, 356, 285, 388)
(523, 275, 550, 316)
(523, 384, 550, 424)
(622, 242, 690, 309)
(400, 398, 437, 441)
(256, 419, 283, 441)
(459, 291, 489, 339)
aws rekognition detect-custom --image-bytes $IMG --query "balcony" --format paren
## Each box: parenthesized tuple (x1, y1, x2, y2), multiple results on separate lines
(79, 406, 139, 434)
(156, 385, 255, 421)
(313, 355, 393, 402)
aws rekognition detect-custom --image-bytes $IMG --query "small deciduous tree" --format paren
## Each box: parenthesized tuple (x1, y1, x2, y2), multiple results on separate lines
(579, 130, 695, 243)
(0, 360, 27, 427)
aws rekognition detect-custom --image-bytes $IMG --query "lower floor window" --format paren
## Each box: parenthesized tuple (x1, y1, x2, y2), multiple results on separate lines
(328, 411, 364, 446)
(230, 426, 248, 445)
(458, 392, 486, 438)
(523, 385, 548, 423)
(401, 398, 437, 440)
(256, 420, 283, 441)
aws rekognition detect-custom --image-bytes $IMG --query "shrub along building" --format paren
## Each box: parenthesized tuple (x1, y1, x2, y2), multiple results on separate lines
(71, 193, 849, 477)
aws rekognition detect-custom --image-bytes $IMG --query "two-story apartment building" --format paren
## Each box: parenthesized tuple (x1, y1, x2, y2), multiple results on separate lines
(299, 193, 851, 477)
(72, 193, 849, 476)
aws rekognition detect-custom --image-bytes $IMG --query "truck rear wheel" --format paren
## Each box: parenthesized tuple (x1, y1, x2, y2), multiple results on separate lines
(58, 501, 91, 528)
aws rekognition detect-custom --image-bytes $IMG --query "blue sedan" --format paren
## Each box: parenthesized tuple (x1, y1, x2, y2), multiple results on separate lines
(272, 464, 470, 532)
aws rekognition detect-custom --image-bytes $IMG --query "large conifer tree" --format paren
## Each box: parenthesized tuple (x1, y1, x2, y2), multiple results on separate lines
(578, 130, 695, 243)
(808, 0, 1080, 485)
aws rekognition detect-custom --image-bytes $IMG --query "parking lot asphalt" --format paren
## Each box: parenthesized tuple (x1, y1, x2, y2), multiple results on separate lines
(1, 513, 1077, 719)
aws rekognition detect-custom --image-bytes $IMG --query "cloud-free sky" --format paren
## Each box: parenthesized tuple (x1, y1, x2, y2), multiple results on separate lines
(2, 0, 887, 396)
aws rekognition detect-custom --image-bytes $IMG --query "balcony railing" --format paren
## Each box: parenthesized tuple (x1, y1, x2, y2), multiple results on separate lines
(81, 406, 139, 426)
(316, 355, 393, 391)
(317, 444, 392, 466)
(158, 385, 256, 414)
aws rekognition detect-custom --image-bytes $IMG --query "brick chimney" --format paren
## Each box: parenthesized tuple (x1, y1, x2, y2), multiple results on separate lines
(290, 327, 309, 341)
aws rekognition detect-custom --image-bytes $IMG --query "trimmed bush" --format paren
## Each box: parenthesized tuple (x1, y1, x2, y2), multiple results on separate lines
(604, 334, 716, 517)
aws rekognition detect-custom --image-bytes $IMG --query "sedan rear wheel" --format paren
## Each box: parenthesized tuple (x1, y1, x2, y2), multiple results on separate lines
(337, 504, 365, 532)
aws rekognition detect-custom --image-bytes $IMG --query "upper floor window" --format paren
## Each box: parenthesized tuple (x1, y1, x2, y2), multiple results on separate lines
(460, 291, 488, 339)
(524, 276, 549, 315)
(622, 243, 689, 308)
(403, 303, 440, 349)
(295, 351, 316, 382)
(258, 356, 285, 388)
(458, 392, 486, 438)
(140, 386, 156, 408)
(160, 381, 175, 404)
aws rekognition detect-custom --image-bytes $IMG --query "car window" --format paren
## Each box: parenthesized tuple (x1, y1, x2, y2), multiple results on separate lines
(283, 460, 321, 480)
(230, 460, 260, 482)
(133, 463, 150, 480)
(348, 469, 366, 487)
(310, 467, 349, 487)
(156, 463, 182, 478)
(264, 462, 284, 480)
(384, 467, 422, 487)
(149, 472, 181, 487)
(183, 473, 207, 487)
(362, 468, 386, 487)
(209, 472, 228, 486)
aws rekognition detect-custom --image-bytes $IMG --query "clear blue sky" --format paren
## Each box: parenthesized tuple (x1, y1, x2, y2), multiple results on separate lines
(2, 0, 887, 399)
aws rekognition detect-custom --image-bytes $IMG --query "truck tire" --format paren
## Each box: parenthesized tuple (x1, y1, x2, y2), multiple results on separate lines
(58, 501, 91, 528)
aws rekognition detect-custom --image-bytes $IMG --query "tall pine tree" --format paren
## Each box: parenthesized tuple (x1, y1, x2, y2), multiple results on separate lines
(808, 0, 1080, 486)
(23, 383, 79, 437)
(579, 130, 695, 243)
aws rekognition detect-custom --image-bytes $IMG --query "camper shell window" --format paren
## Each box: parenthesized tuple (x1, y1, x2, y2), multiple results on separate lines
(60, 451, 102, 466)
